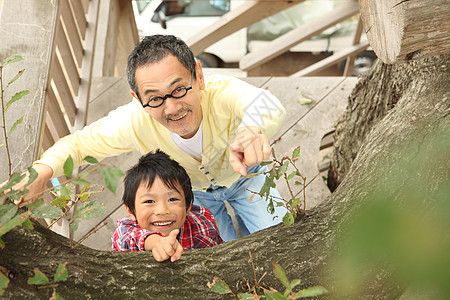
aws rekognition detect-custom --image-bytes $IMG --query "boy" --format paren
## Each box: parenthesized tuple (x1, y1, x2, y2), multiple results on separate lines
(112, 150, 223, 262)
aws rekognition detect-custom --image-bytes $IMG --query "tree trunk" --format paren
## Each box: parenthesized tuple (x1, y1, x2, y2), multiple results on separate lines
(359, 0, 450, 64)
(1, 55, 448, 299)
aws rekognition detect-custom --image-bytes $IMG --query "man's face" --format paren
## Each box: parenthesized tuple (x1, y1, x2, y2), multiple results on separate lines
(126, 176, 189, 236)
(132, 54, 205, 139)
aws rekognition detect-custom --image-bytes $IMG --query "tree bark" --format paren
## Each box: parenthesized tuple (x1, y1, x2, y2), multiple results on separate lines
(359, 0, 450, 64)
(1, 55, 448, 299)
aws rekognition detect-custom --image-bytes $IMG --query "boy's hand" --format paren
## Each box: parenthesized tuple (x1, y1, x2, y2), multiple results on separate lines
(145, 229, 183, 262)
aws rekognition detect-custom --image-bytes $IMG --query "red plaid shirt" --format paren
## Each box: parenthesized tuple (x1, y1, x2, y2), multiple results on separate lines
(112, 205, 223, 251)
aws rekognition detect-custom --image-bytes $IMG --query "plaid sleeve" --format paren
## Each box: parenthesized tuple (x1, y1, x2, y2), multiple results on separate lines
(179, 206, 223, 250)
(111, 217, 163, 252)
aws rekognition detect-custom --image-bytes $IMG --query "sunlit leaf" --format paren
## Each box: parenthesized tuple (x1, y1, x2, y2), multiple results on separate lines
(260, 160, 273, 167)
(0, 210, 30, 237)
(54, 262, 68, 282)
(0, 272, 9, 296)
(8, 116, 23, 135)
(238, 292, 257, 299)
(5, 91, 30, 113)
(273, 263, 290, 289)
(290, 279, 301, 290)
(286, 171, 297, 181)
(282, 213, 295, 226)
(52, 290, 64, 300)
(83, 156, 99, 164)
(7, 69, 25, 86)
(27, 268, 49, 285)
(63, 156, 74, 178)
(207, 277, 232, 295)
(30, 204, 63, 219)
(70, 201, 105, 231)
(59, 186, 72, 198)
(99, 168, 124, 194)
(0, 55, 23, 66)
(50, 196, 70, 209)
(297, 97, 312, 105)
(264, 290, 287, 300)
(21, 219, 33, 230)
(278, 161, 289, 176)
(72, 178, 91, 186)
(294, 286, 328, 298)
(292, 146, 301, 161)
(292, 197, 302, 209)
(244, 172, 260, 179)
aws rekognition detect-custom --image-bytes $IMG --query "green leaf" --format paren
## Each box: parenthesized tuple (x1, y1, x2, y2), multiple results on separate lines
(27, 268, 49, 285)
(238, 292, 257, 300)
(292, 146, 301, 161)
(54, 263, 68, 282)
(59, 186, 72, 198)
(244, 172, 260, 179)
(30, 204, 63, 219)
(0, 204, 18, 225)
(63, 156, 74, 178)
(0, 272, 9, 296)
(1, 173, 25, 192)
(5, 90, 30, 113)
(26, 166, 38, 186)
(50, 196, 71, 209)
(207, 277, 232, 295)
(52, 290, 64, 300)
(286, 171, 297, 181)
(259, 160, 273, 167)
(264, 290, 287, 300)
(0, 210, 30, 237)
(273, 263, 290, 290)
(290, 279, 301, 290)
(99, 167, 124, 194)
(83, 156, 99, 164)
(283, 212, 295, 226)
(7, 69, 25, 86)
(292, 197, 302, 209)
(0, 238, 5, 249)
(278, 161, 289, 176)
(0, 55, 23, 66)
(297, 97, 312, 105)
(21, 219, 34, 229)
(294, 286, 328, 298)
(8, 116, 23, 135)
(72, 178, 91, 186)
(70, 201, 106, 231)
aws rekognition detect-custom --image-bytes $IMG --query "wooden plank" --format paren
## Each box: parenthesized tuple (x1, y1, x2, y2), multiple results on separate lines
(0, 0, 59, 181)
(272, 77, 357, 209)
(92, 0, 119, 77)
(50, 57, 77, 126)
(256, 77, 347, 138)
(47, 88, 70, 138)
(69, 0, 87, 38)
(290, 41, 370, 77)
(239, 0, 359, 71)
(55, 21, 80, 95)
(343, 16, 364, 76)
(73, 0, 100, 130)
(60, 0, 84, 69)
(42, 124, 55, 152)
(187, 0, 305, 56)
(114, 0, 139, 76)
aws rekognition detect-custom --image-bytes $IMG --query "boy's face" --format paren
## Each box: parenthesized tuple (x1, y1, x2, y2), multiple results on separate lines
(126, 176, 190, 236)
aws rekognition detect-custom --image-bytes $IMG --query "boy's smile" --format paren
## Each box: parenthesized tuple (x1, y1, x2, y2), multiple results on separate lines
(126, 176, 190, 236)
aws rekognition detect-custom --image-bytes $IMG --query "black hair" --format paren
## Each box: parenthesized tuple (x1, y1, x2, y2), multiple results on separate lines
(126, 34, 197, 96)
(122, 149, 194, 216)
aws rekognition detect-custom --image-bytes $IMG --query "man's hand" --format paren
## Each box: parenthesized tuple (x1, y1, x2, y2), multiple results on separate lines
(229, 126, 271, 177)
(0, 163, 53, 207)
(144, 229, 183, 262)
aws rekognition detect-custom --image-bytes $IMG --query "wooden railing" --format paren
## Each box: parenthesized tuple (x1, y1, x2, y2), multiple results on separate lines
(42, 0, 99, 153)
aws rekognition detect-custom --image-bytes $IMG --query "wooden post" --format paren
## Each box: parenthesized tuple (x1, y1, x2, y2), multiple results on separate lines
(0, 0, 59, 182)
(359, 0, 450, 64)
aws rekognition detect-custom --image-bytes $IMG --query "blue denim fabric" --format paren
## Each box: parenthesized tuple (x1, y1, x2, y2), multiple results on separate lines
(193, 164, 287, 241)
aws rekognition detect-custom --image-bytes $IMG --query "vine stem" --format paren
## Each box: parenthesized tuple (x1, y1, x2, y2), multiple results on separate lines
(0, 66, 13, 178)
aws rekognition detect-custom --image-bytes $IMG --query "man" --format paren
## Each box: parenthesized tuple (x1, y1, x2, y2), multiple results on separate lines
(18, 35, 286, 241)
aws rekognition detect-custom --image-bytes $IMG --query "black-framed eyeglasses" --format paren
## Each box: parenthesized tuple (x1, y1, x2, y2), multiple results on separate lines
(138, 71, 194, 108)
